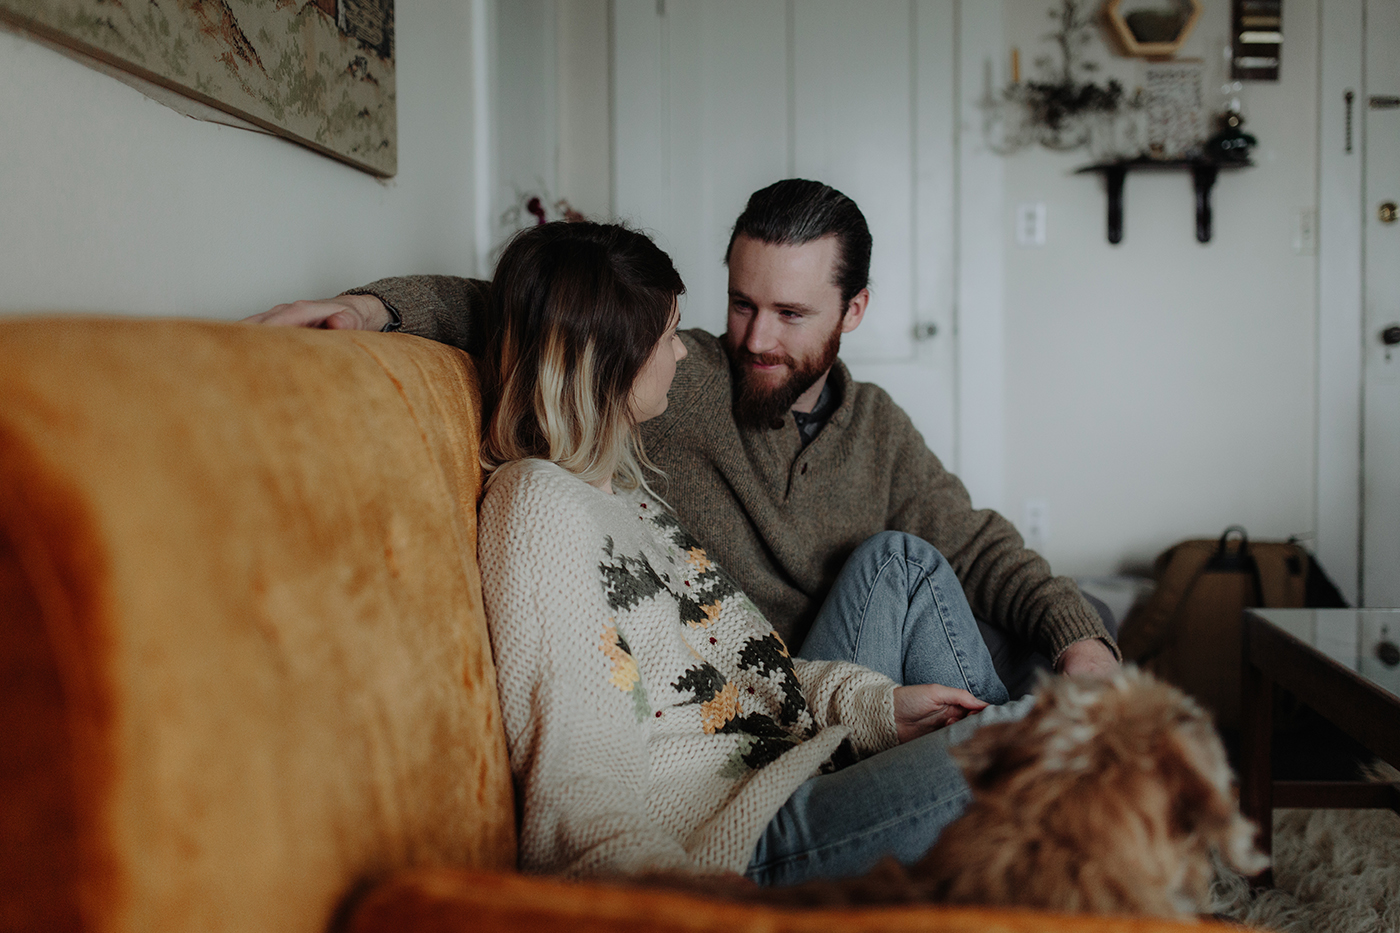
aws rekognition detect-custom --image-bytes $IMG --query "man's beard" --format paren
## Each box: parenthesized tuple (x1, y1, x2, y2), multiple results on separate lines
(725, 321, 843, 429)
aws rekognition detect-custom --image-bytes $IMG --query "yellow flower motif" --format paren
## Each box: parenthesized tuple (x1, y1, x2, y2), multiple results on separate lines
(685, 547, 713, 573)
(685, 602, 723, 629)
(599, 625, 640, 692)
(701, 681, 740, 734)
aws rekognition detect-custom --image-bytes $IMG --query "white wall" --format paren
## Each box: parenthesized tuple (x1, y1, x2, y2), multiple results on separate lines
(557, 0, 612, 220)
(1001, 0, 1321, 575)
(493, 0, 557, 248)
(488, 0, 611, 258)
(0, 1, 479, 319)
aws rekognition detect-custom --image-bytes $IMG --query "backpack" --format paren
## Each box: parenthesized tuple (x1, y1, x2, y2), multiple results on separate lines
(1117, 526, 1348, 729)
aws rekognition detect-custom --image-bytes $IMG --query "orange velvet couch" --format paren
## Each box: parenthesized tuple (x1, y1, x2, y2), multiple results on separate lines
(0, 318, 1232, 933)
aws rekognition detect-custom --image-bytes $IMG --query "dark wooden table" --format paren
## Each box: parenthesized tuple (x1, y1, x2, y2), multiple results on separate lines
(1240, 608, 1400, 883)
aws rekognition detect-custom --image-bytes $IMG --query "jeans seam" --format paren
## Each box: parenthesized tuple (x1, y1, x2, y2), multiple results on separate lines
(922, 567, 975, 694)
(850, 548, 904, 671)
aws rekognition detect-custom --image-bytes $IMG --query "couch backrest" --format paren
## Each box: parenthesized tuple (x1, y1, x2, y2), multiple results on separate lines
(0, 319, 515, 933)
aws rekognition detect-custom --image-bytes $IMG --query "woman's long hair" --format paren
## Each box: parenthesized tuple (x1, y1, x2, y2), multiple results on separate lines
(481, 222, 685, 491)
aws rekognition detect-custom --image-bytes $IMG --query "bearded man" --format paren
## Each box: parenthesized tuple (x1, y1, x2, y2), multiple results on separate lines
(248, 179, 1120, 689)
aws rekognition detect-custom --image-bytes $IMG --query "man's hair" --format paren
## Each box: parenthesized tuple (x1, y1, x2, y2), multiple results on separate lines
(482, 221, 684, 492)
(724, 179, 872, 307)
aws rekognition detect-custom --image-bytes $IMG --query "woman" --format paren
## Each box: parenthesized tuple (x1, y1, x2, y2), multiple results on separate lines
(478, 221, 1020, 887)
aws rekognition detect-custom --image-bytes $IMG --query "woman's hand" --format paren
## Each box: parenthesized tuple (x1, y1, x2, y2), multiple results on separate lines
(892, 684, 988, 743)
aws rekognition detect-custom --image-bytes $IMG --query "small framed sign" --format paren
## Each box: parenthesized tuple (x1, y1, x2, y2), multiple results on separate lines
(1232, 0, 1282, 81)
(1145, 61, 1205, 159)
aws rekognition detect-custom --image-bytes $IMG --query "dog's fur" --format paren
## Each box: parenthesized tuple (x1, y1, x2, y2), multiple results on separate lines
(642, 668, 1268, 918)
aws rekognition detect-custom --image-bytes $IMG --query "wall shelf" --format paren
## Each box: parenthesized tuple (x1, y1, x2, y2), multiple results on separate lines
(1075, 158, 1253, 245)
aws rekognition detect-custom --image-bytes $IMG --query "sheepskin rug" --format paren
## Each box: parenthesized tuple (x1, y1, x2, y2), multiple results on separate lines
(1213, 766, 1400, 933)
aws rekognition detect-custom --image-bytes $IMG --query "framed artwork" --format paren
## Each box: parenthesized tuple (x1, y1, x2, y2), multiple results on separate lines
(1144, 61, 1205, 159)
(0, 0, 396, 177)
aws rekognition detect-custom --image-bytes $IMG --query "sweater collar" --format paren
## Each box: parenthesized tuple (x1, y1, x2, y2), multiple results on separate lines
(822, 359, 854, 429)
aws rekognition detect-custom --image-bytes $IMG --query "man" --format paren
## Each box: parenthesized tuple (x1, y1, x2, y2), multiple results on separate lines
(249, 179, 1119, 687)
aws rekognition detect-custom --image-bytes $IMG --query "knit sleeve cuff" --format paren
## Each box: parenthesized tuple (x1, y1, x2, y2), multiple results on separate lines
(791, 660, 899, 754)
(1046, 599, 1123, 667)
(344, 276, 488, 353)
(829, 678, 899, 756)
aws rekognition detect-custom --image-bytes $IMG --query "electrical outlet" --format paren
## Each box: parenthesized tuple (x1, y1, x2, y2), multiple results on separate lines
(1016, 202, 1047, 247)
(1023, 499, 1050, 552)
(1295, 208, 1317, 255)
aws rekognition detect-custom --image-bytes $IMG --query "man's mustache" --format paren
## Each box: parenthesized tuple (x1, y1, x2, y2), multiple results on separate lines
(734, 349, 794, 369)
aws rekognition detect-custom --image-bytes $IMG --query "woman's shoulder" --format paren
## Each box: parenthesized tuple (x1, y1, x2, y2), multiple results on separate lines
(480, 459, 630, 539)
(485, 458, 589, 503)
(482, 459, 584, 525)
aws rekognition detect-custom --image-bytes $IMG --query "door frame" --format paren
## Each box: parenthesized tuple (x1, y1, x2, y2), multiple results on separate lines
(1317, 0, 1365, 605)
(954, 1, 1007, 514)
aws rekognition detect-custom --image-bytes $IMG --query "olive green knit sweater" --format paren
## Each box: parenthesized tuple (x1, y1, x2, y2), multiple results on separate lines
(351, 275, 1114, 663)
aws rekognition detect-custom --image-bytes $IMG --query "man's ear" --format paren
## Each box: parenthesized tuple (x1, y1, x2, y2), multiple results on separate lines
(840, 288, 870, 334)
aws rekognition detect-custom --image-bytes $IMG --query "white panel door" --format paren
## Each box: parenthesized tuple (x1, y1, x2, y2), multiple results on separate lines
(613, 0, 790, 337)
(612, 0, 957, 460)
(792, 0, 915, 361)
(1362, 0, 1400, 606)
(808, 1, 956, 460)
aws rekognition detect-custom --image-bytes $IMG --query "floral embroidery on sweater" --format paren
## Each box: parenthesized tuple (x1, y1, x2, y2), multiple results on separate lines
(737, 632, 807, 728)
(599, 536, 669, 610)
(598, 623, 650, 721)
(613, 505, 825, 777)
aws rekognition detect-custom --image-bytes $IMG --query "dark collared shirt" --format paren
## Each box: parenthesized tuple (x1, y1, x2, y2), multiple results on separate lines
(790, 380, 839, 449)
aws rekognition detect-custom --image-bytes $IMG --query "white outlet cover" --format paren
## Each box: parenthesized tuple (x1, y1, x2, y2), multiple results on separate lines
(1022, 498, 1050, 550)
(1016, 202, 1047, 247)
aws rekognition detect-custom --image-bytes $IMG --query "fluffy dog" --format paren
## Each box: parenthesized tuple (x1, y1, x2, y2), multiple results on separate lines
(645, 668, 1267, 918)
(910, 667, 1268, 916)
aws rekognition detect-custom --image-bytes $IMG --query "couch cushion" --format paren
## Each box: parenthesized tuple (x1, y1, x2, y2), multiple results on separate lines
(343, 866, 1237, 933)
(0, 319, 514, 933)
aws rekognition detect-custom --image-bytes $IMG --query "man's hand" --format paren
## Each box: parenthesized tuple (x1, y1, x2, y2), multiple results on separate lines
(892, 684, 988, 744)
(242, 293, 392, 331)
(1055, 638, 1120, 679)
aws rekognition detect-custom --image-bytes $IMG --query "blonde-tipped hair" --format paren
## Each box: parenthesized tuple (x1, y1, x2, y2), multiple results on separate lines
(479, 222, 684, 493)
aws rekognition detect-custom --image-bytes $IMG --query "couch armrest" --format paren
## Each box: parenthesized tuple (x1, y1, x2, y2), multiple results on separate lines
(344, 867, 1238, 933)
(0, 318, 515, 933)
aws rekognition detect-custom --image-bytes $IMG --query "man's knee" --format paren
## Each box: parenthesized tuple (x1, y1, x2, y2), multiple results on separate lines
(854, 530, 950, 573)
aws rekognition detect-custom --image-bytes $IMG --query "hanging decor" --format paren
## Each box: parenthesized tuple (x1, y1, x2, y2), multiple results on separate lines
(1103, 0, 1204, 60)
(1231, 0, 1282, 81)
(988, 0, 1143, 158)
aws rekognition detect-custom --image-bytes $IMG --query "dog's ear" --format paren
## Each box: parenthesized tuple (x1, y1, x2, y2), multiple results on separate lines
(1156, 720, 1268, 872)
(951, 718, 1045, 791)
(1158, 728, 1233, 839)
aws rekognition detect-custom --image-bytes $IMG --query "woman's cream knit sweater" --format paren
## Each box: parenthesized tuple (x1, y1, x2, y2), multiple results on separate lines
(478, 459, 900, 878)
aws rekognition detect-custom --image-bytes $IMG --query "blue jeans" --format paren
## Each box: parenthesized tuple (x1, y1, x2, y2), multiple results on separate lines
(746, 531, 1026, 886)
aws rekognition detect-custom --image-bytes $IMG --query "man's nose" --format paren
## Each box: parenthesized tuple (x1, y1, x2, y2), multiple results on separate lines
(744, 312, 780, 353)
